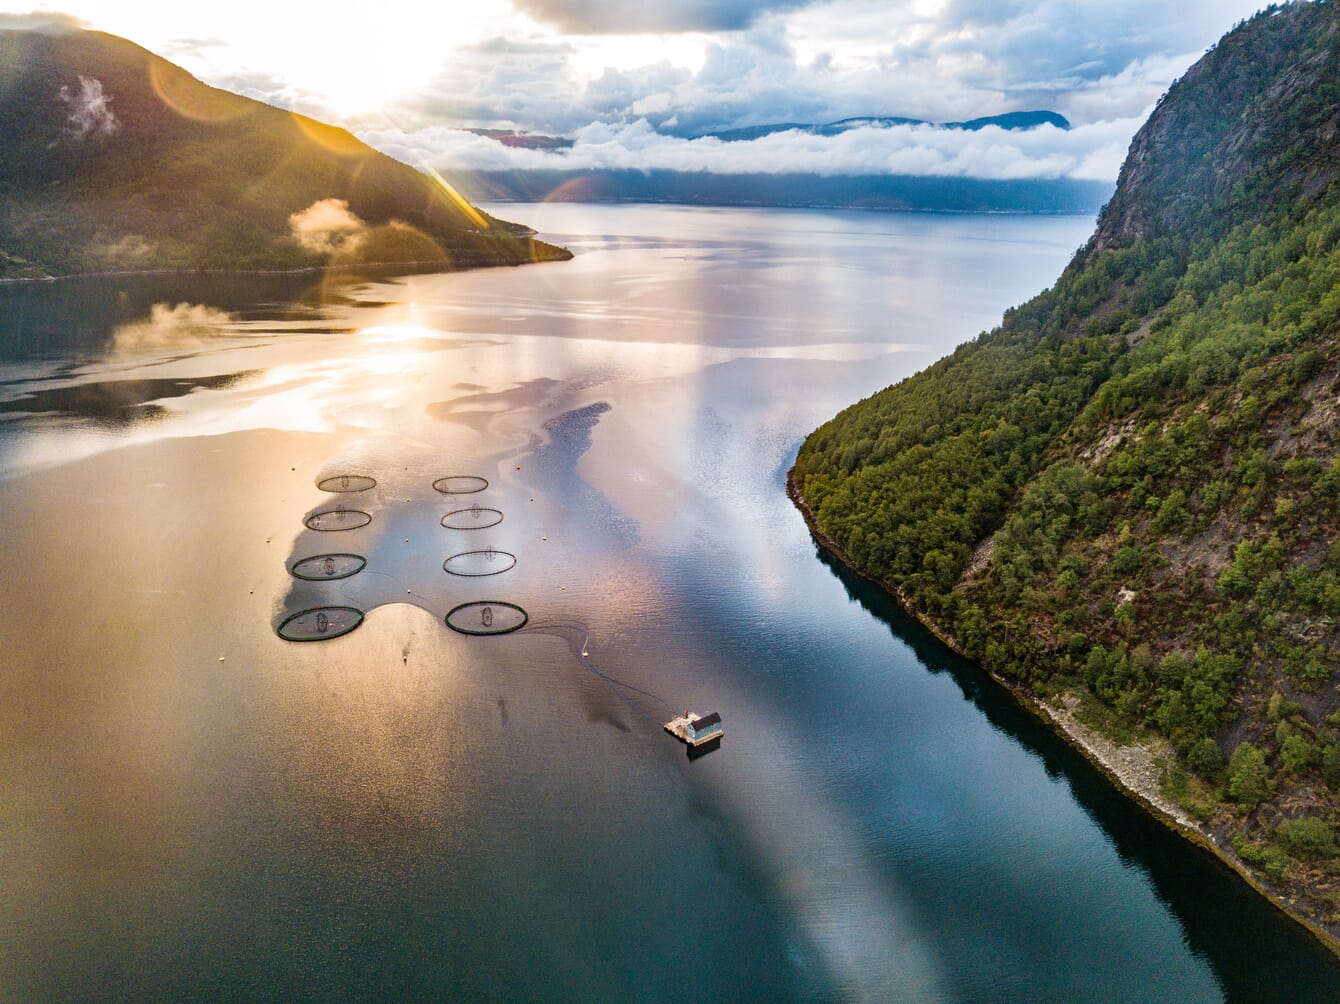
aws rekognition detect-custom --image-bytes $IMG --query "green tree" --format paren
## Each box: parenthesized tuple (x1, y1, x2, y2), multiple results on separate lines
(1228, 742, 1272, 807)
(1187, 737, 1223, 778)
(1280, 735, 1315, 775)
(1278, 816, 1338, 859)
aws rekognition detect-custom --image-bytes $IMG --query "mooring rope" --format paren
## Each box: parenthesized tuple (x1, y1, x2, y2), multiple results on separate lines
(520, 622, 671, 724)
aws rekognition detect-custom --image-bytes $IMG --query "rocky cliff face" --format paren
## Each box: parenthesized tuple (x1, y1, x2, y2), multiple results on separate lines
(1091, 2, 1340, 255)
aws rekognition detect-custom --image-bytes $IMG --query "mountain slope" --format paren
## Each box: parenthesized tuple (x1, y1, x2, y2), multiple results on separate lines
(792, 0, 1340, 946)
(0, 28, 570, 278)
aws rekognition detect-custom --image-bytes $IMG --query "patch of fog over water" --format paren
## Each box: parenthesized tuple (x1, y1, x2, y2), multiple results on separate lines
(2, 205, 1338, 1001)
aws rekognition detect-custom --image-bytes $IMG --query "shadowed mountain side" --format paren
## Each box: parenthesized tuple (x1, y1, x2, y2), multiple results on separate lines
(452, 169, 1112, 214)
(0, 29, 571, 278)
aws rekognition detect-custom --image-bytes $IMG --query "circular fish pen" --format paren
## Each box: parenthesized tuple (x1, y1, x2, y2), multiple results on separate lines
(433, 475, 488, 495)
(443, 548, 517, 577)
(305, 508, 372, 531)
(441, 505, 503, 530)
(289, 553, 367, 581)
(277, 605, 364, 641)
(317, 474, 377, 493)
(445, 601, 528, 636)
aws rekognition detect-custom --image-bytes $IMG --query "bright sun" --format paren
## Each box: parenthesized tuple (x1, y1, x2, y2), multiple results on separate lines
(13, 0, 714, 125)
(46, 0, 524, 118)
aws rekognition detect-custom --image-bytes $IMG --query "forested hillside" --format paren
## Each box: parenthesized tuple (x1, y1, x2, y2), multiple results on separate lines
(0, 29, 569, 278)
(793, 0, 1340, 938)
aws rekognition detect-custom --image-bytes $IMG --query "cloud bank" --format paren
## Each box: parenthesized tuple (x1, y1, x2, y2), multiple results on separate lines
(364, 114, 1139, 182)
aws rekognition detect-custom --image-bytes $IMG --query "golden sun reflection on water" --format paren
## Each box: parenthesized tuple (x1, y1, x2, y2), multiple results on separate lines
(259, 607, 478, 859)
(0, 428, 329, 946)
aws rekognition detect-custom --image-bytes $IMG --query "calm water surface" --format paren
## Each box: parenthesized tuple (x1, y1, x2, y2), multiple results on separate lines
(2, 204, 1338, 1001)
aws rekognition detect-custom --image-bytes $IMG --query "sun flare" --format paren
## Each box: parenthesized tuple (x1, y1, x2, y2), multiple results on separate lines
(49, 0, 525, 119)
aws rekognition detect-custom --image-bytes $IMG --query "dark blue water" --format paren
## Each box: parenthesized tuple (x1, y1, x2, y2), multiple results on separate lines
(2, 205, 1337, 1001)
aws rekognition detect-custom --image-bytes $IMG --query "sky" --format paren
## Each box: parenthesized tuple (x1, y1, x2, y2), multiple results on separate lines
(1, 0, 1270, 182)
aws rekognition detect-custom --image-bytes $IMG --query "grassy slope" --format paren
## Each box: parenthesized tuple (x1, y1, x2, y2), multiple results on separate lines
(794, 0, 1340, 934)
(0, 29, 569, 277)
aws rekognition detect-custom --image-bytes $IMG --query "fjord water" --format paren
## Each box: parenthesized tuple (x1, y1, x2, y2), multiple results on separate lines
(2, 204, 1337, 1001)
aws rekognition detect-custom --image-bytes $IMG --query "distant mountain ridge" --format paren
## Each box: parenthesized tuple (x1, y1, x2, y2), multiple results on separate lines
(0, 29, 569, 279)
(466, 110, 1070, 150)
(689, 110, 1070, 143)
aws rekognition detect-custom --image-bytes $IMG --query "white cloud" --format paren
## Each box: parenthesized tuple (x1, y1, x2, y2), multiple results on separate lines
(288, 198, 368, 255)
(1054, 50, 1199, 123)
(363, 112, 1146, 181)
(58, 75, 119, 138)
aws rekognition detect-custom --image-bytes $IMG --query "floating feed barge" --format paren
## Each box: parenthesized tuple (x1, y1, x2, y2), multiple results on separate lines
(665, 711, 724, 747)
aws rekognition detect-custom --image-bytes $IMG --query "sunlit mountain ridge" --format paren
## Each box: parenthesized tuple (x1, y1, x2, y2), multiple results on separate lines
(0, 28, 569, 279)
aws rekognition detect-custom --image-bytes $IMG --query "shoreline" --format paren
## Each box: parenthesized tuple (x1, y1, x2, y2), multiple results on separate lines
(786, 464, 1340, 961)
(0, 247, 573, 287)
